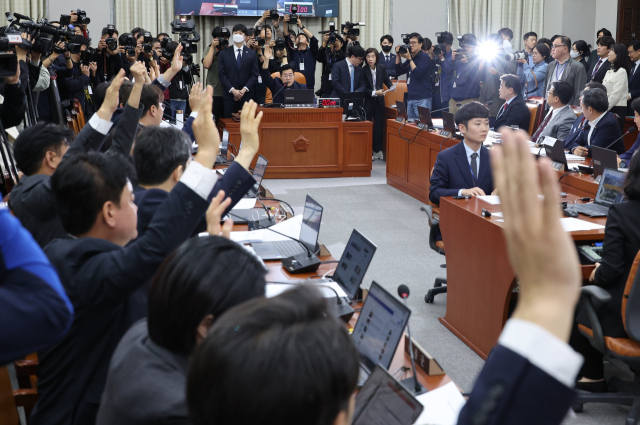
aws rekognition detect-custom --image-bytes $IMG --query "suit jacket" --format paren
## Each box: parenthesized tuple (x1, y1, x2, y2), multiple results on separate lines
(379, 52, 397, 77)
(329, 59, 366, 100)
(30, 182, 209, 425)
(217, 45, 259, 101)
(259, 68, 308, 104)
(363, 65, 392, 112)
(536, 105, 577, 144)
(562, 115, 587, 149)
(628, 62, 640, 114)
(588, 58, 611, 83)
(565, 111, 624, 156)
(458, 345, 576, 425)
(429, 141, 494, 205)
(543, 59, 587, 106)
(493, 96, 531, 131)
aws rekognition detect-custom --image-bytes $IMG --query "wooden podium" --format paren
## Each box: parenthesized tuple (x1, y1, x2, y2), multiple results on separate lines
(220, 108, 373, 179)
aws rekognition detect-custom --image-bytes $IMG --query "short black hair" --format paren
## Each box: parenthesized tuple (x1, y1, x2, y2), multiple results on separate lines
(630, 40, 640, 52)
(438, 31, 454, 45)
(186, 286, 359, 425)
(580, 88, 609, 113)
(279, 64, 294, 74)
(380, 34, 393, 44)
(538, 37, 552, 48)
(533, 43, 550, 60)
(421, 37, 433, 51)
(13, 123, 75, 176)
(365, 47, 380, 63)
(624, 148, 640, 200)
(118, 80, 135, 107)
(500, 74, 522, 96)
(550, 80, 574, 105)
(573, 40, 591, 57)
(597, 36, 615, 49)
(408, 32, 424, 47)
(455, 101, 490, 128)
(92, 82, 110, 111)
(558, 36, 572, 49)
(597, 28, 612, 38)
(348, 44, 365, 59)
(140, 84, 164, 117)
(632, 97, 640, 115)
(498, 28, 513, 40)
(102, 27, 119, 37)
(134, 127, 191, 186)
(523, 32, 538, 41)
(151, 38, 161, 46)
(585, 81, 607, 93)
(118, 33, 131, 46)
(232, 24, 247, 35)
(131, 27, 142, 36)
(246, 27, 256, 37)
(148, 236, 267, 357)
(51, 152, 129, 236)
(157, 32, 170, 39)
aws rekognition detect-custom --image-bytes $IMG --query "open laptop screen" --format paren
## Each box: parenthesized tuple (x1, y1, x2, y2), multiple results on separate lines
(441, 111, 456, 133)
(252, 155, 268, 186)
(595, 168, 626, 207)
(333, 229, 377, 300)
(299, 195, 323, 252)
(352, 282, 411, 372)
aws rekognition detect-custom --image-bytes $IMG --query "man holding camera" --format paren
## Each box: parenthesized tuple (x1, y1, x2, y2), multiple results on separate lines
(317, 31, 345, 98)
(283, 15, 319, 92)
(94, 26, 123, 83)
(449, 33, 482, 114)
(203, 26, 230, 121)
(394, 32, 435, 120)
(62, 35, 99, 115)
(435, 31, 454, 117)
(254, 9, 284, 41)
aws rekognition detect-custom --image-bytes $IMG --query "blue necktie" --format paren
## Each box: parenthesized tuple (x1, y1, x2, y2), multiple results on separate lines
(236, 49, 242, 67)
(350, 64, 354, 92)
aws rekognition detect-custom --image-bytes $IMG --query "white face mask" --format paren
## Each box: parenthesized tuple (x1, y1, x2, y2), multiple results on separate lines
(502, 39, 512, 54)
(233, 34, 245, 44)
(570, 50, 580, 59)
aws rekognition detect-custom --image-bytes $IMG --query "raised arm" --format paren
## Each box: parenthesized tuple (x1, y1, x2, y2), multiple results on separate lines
(108, 64, 146, 158)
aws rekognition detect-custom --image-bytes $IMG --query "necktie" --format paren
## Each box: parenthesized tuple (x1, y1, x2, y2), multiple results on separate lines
(350, 63, 354, 92)
(386, 55, 390, 68)
(470, 153, 478, 182)
(498, 102, 508, 118)
(532, 111, 554, 143)
(236, 49, 242, 67)
(592, 59, 603, 78)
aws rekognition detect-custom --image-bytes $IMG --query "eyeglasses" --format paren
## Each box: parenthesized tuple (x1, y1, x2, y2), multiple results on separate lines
(531, 51, 540, 56)
(551, 44, 564, 49)
(409, 41, 419, 45)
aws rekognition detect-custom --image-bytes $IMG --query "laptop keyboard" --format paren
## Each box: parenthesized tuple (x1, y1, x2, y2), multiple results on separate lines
(572, 203, 610, 216)
(274, 240, 305, 257)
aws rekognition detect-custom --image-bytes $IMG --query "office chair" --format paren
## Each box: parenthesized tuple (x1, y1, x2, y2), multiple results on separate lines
(574, 250, 640, 424)
(420, 205, 447, 303)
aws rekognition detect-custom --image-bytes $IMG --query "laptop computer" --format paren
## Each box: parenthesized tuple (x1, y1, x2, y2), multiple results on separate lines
(343, 92, 366, 118)
(283, 89, 315, 107)
(417, 106, 434, 128)
(353, 281, 411, 386)
(353, 365, 424, 425)
(395, 101, 407, 120)
(243, 155, 269, 198)
(543, 139, 568, 171)
(571, 168, 626, 217)
(441, 111, 456, 136)
(252, 195, 323, 260)
(591, 146, 619, 178)
(216, 129, 230, 164)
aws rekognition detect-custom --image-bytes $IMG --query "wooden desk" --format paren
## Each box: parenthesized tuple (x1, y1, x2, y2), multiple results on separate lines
(220, 108, 373, 179)
(558, 170, 599, 198)
(438, 195, 606, 360)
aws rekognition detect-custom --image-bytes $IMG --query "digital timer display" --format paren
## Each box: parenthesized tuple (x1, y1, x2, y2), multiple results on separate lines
(321, 99, 338, 106)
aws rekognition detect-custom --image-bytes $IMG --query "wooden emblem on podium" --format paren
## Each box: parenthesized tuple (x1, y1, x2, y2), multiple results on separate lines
(292, 135, 310, 152)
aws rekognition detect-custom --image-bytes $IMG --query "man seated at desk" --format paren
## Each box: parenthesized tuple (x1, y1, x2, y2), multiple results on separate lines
(260, 45, 307, 104)
(532, 80, 577, 145)
(618, 98, 640, 168)
(492, 74, 531, 131)
(563, 81, 607, 149)
(429, 101, 495, 206)
(566, 87, 624, 157)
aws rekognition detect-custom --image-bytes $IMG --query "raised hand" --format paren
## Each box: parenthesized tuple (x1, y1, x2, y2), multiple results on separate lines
(206, 190, 233, 238)
(129, 61, 147, 83)
(96, 69, 126, 120)
(192, 85, 220, 168)
(235, 100, 262, 170)
(189, 82, 206, 111)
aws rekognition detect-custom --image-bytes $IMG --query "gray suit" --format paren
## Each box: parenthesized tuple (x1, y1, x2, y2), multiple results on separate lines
(543, 58, 588, 106)
(535, 105, 577, 143)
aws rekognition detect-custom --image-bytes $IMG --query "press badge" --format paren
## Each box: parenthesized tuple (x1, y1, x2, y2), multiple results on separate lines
(179, 81, 184, 90)
(299, 62, 305, 71)
(328, 73, 332, 80)
(87, 86, 93, 95)
(407, 77, 410, 84)
(258, 75, 263, 83)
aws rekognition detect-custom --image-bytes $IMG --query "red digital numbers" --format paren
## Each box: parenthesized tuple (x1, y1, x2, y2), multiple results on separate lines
(321, 99, 337, 106)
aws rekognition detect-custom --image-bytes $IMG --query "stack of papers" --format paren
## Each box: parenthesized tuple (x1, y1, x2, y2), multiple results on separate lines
(560, 218, 605, 232)
(229, 215, 303, 244)
(476, 195, 501, 205)
(414, 382, 466, 425)
(231, 198, 257, 210)
(383, 82, 398, 93)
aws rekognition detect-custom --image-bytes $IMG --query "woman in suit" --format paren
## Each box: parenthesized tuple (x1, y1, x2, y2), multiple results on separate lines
(603, 43, 632, 132)
(570, 151, 640, 392)
(518, 43, 550, 98)
(572, 40, 591, 73)
(363, 47, 392, 161)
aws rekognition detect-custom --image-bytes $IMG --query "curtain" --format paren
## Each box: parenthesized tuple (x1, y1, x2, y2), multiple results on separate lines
(450, 0, 543, 50)
(5, 0, 47, 20)
(341, 0, 391, 51)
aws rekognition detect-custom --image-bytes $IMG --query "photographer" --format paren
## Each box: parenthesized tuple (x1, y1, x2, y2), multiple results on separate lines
(316, 32, 345, 98)
(69, 10, 90, 39)
(394, 32, 435, 120)
(254, 9, 284, 41)
(283, 15, 319, 92)
(203, 26, 230, 121)
(449, 33, 482, 114)
(37, 40, 73, 123)
(261, 44, 307, 104)
(94, 26, 124, 83)
(517, 43, 550, 98)
(165, 41, 192, 123)
(478, 34, 509, 123)
(63, 35, 99, 115)
(435, 31, 454, 117)
(0, 57, 26, 129)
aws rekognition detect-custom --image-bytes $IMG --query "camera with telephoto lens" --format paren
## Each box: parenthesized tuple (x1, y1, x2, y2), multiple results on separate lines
(255, 35, 265, 47)
(504, 51, 527, 62)
(124, 34, 137, 57)
(433, 44, 442, 56)
(342, 21, 364, 37)
(68, 43, 81, 55)
(212, 26, 230, 51)
(75, 9, 90, 25)
(80, 46, 95, 63)
(0, 28, 19, 79)
(289, 4, 298, 21)
(319, 22, 337, 45)
(141, 31, 153, 54)
(398, 33, 411, 55)
(59, 14, 71, 26)
(274, 37, 285, 51)
(269, 9, 279, 20)
(52, 41, 67, 54)
(105, 24, 118, 51)
(435, 31, 453, 45)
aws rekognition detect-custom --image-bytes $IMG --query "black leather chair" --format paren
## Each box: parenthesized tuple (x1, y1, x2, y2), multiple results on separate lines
(575, 251, 640, 423)
(420, 205, 447, 303)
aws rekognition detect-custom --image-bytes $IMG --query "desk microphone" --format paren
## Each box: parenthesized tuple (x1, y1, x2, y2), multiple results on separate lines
(226, 212, 321, 274)
(602, 127, 636, 151)
(263, 84, 288, 108)
(397, 285, 426, 395)
(428, 103, 462, 114)
(255, 197, 275, 223)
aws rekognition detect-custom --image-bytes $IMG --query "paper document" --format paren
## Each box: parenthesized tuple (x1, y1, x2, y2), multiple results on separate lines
(560, 218, 605, 232)
(565, 154, 585, 162)
(492, 212, 503, 217)
(262, 214, 303, 241)
(266, 280, 348, 299)
(383, 82, 398, 93)
(476, 195, 501, 205)
(231, 198, 258, 210)
(229, 230, 265, 243)
(414, 382, 466, 425)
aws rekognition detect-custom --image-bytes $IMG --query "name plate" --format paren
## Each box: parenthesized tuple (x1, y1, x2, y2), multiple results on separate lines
(395, 117, 406, 123)
(549, 160, 565, 171)
(404, 334, 445, 376)
(416, 123, 428, 130)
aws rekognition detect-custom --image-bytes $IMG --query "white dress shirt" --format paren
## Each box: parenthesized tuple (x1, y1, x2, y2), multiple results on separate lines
(458, 141, 481, 196)
(592, 57, 607, 78)
(370, 67, 378, 97)
(587, 112, 606, 145)
(229, 45, 249, 94)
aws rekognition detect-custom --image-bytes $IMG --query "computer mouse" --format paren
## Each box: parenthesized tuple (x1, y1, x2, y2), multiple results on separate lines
(563, 208, 579, 218)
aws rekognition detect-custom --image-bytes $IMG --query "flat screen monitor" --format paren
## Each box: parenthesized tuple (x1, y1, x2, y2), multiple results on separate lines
(176, 0, 339, 17)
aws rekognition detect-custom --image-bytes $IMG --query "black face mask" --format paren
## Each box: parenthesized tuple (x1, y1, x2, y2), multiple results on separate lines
(381, 45, 392, 53)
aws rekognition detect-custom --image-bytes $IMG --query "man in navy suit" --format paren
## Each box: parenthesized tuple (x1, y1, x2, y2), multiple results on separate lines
(587, 36, 614, 83)
(186, 130, 585, 425)
(329, 44, 366, 101)
(627, 41, 640, 116)
(562, 81, 607, 149)
(492, 74, 531, 131)
(429, 102, 494, 205)
(218, 24, 260, 118)
(260, 45, 307, 104)
(379, 34, 397, 78)
(567, 88, 624, 157)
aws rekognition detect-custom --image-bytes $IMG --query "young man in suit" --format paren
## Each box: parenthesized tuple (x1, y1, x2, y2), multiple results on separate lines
(394, 32, 435, 120)
(261, 45, 307, 104)
(567, 88, 624, 157)
(363, 47, 393, 160)
(329, 44, 366, 101)
(543, 36, 587, 106)
(218, 24, 259, 118)
(379, 34, 397, 78)
(588, 36, 614, 83)
(187, 133, 585, 425)
(532, 80, 576, 144)
(627, 41, 640, 115)
(493, 74, 531, 131)
(429, 102, 494, 205)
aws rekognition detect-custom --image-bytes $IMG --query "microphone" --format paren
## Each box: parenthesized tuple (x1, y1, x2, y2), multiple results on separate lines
(572, 127, 636, 174)
(263, 83, 288, 108)
(397, 285, 426, 395)
(266, 283, 354, 320)
(429, 103, 462, 114)
(226, 212, 321, 274)
(38, 25, 60, 36)
(602, 127, 635, 151)
(255, 197, 275, 223)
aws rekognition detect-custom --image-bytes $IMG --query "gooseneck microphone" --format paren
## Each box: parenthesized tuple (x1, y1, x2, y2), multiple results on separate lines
(397, 285, 426, 395)
(263, 82, 288, 108)
(428, 103, 462, 114)
(603, 127, 636, 151)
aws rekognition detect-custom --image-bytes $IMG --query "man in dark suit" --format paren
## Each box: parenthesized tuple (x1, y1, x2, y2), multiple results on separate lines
(562, 81, 607, 149)
(566, 88, 624, 157)
(492, 74, 531, 131)
(379, 34, 397, 78)
(329, 44, 366, 101)
(429, 102, 494, 205)
(260, 45, 307, 104)
(10, 67, 144, 248)
(186, 134, 585, 425)
(627, 41, 640, 115)
(587, 36, 614, 83)
(218, 24, 259, 118)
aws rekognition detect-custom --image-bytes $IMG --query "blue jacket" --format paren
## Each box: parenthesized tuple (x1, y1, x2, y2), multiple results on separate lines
(439, 49, 454, 101)
(450, 58, 482, 101)
(565, 111, 624, 156)
(379, 51, 397, 77)
(518, 61, 548, 98)
(0, 208, 73, 365)
(394, 51, 434, 101)
(329, 59, 366, 100)
(286, 36, 319, 89)
(621, 132, 640, 161)
(429, 141, 494, 205)
(260, 68, 308, 104)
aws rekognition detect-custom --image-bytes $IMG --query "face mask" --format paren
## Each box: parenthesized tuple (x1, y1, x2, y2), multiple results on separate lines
(570, 50, 580, 59)
(502, 39, 512, 54)
(381, 45, 392, 53)
(232, 34, 244, 44)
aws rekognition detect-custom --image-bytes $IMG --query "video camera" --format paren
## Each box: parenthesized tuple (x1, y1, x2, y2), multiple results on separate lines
(3, 12, 73, 58)
(319, 22, 337, 45)
(170, 18, 201, 76)
(105, 24, 118, 51)
(0, 29, 20, 78)
(398, 33, 411, 55)
(341, 21, 364, 37)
